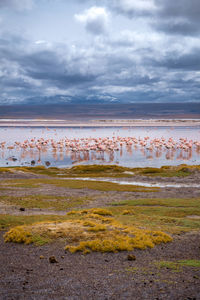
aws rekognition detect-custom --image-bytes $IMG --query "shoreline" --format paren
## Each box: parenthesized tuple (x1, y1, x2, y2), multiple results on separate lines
(0, 118, 200, 127)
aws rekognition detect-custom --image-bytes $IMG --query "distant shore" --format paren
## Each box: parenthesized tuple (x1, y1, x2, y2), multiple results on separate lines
(0, 118, 200, 127)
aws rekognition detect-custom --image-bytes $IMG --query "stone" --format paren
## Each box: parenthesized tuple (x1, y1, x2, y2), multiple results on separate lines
(49, 256, 58, 263)
(127, 254, 136, 261)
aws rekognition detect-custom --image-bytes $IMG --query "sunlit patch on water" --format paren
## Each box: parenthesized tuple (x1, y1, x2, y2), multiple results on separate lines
(0, 126, 200, 168)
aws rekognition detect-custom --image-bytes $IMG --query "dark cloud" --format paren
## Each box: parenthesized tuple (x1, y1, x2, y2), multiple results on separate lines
(0, 0, 33, 10)
(19, 50, 98, 87)
(153, 0, 200, 35)
(108, 0, 155, 18)
(0, 34, 100, 104)
(154, 48, 200, 71)
(0, 22, 200, 105)
(105, 0, 200, 36)
(155, 0, 200, 21)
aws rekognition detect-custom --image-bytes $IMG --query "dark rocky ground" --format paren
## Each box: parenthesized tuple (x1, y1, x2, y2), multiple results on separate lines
(0, 231, 200, 300)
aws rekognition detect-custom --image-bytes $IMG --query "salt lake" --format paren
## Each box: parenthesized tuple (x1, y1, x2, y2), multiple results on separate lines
(0, 126, 200, 168)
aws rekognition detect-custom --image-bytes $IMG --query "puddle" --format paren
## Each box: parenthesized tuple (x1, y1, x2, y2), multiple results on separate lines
(62, 177, 200, 188)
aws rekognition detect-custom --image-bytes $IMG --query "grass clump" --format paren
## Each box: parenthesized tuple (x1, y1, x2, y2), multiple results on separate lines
(68, 165, 129, 176)
(179, 260, 200, 268)
(4, 209, 172, 254)
(65, 226, 172, 254)
(0, 168, 13, 173)
(67, 208, 113, 217)
(4, 227, 33, 244)
(1, 194, 91, 211)
(156, 260, 200, 271)
(135, 165, 200, 177)
(111, 197, 200, 208)
(0, 214, 70, 230)
(87, 224, 106, 232)
(109, 198, 200, 234)
(122, 209, 134, 215)
(87, 208, 113, 216)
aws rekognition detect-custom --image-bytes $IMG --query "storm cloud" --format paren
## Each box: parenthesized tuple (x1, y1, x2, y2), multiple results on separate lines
(0, 0, 200, 105)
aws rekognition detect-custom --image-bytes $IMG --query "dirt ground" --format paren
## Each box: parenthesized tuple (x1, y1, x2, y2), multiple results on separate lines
(0, 231, 199, 300)
(0, 170, 200, 299)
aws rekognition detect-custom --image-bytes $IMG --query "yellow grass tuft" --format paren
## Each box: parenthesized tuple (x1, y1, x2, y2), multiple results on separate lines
(4, 210, 172, 253)
(4, 227, 33, 244)
(81, 208, 113, 216)
(122, 209, 134, 215)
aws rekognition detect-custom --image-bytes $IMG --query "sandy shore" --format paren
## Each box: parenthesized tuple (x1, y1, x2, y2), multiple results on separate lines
(0, 118, 200, 127)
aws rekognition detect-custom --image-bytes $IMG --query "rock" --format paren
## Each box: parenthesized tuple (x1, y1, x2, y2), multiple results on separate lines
(49, 256, 58, 263)
(19, 207, 25, 211)
(8, 157, 17, 162)
(127, 254, 136, 261)
(45, 161, 51, 167)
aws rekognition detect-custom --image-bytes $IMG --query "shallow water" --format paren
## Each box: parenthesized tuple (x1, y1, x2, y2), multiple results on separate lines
(0, 126, 200, 168)
(61, 177, 200, 188)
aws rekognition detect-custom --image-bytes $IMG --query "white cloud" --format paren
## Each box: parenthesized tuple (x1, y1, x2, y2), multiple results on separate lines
(35, 40, 47, 45)
(75, 6, 109, 35)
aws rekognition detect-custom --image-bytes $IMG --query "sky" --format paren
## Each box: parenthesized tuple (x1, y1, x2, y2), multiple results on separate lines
(0, 0, 200, 105)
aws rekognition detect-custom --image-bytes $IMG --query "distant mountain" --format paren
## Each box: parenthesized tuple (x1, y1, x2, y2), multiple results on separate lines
(0, 103, 199, 120)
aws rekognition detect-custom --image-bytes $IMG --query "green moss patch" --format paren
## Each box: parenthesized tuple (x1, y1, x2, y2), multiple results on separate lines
(111, 198, 200, 208)
(1, 195, 91, 211)
(156, 260, 200, 272)
(1, 164, 199, 178)
(1, 178, 159, 192)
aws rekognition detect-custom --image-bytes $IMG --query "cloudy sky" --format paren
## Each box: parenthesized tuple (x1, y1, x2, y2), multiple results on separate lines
(0, 0, 200, 105)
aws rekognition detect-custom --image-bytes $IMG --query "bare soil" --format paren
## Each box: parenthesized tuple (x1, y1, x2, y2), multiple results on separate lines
(0, 231, 199, 300)
(0, 171, 200, 299)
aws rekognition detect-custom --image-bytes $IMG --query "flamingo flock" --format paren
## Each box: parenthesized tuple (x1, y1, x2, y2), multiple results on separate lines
(0, 135, 199, 151)
(0, 127, 200, 166)
(1, 136, 200, 152)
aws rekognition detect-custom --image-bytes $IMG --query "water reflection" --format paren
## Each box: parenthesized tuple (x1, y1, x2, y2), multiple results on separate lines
(0, 126, 200, 167)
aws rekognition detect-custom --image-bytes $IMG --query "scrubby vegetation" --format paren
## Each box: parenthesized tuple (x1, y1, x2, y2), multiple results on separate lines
(4, 207, 172, 253)
(1, 164, 200, 255)
(1, 194, 91, 211)
(111, 197, 200, 208)
(156, 260, 200, 271)
(1, 164, 200, 178)
(0, 178, 158, 192)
